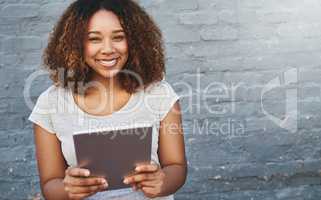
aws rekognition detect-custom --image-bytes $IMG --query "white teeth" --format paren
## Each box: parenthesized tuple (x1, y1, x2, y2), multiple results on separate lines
(97, 59, 117, 67)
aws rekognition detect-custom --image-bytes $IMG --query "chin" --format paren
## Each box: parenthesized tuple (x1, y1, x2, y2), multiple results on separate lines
(98, 69, 121, 79)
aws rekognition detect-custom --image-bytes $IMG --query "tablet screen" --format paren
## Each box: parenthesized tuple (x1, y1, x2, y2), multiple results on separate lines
(73, 126, 152, 190)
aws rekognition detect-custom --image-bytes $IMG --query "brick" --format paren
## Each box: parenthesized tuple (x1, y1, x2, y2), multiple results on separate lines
(218, 9, 238, 24)
(17, 52, 42, 69)
(196, 0, 218, 10)
(0, 145, 33, 163)
(179, 185, 321, 199)
(299, 84, 321, 102)
(238, 9, 298, 25)
(0, 37, 3, 53)
(162, 25, 200, 43)
(19, 19, 55, 35)
(0, 178, 41, 200)
(165, 58, 204, 75)
(198, 0, 240, 10)
(8, 97, 32, 114)
(0, 129, 33, 148)
(299, 69, 321, 84)
(0, 18, 21, 35)
(300, 114, 321, 130)
(164, 43, 186, 59)
(230, 52, 321, 71)
(1, 161, 38, 179)
(0, 114, 24, 130)
(3, 36, 42, 54)
(239, 24, 279, 39)
(201, 25, 238, 41)
(39, 3, 70, 17)
(152, 0, 198, 12)
(300, 101, 321, 116)
(0, 54, 19, 68)
(182, 41, 239, 58)
(237, 38, 321, 56)
(148, 12, 179, 29)
(276, 22, 321, 39)
(139, 0, 154, 8)
(0, 69, 36, 98)
(179, 11, 219, 25)
(21, 0, 46, 3)
(0, 98, 9, 114)
(0, 4, 39, 18)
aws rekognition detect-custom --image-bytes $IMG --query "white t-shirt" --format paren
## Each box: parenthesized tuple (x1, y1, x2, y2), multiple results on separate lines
(28, 80, 179, 200)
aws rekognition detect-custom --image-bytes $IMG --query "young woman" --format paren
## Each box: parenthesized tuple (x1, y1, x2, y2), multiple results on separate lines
(28, 0, 187, 199)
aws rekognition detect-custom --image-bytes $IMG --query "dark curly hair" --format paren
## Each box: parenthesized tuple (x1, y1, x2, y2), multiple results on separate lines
(43, 0, 165, 94)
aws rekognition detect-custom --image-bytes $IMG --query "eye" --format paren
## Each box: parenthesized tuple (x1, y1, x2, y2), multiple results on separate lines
(113, 35, 125, 41)
(88, 37, 101, 42)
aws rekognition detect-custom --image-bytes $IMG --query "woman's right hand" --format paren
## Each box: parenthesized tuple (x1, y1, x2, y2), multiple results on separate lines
(63, 166, 108, 200)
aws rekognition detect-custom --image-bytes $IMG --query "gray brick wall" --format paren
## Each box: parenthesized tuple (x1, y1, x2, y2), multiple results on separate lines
(1, 0, 321, 199)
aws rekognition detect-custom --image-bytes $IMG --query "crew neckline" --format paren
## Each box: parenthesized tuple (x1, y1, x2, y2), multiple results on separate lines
(68, 89, 135, 119)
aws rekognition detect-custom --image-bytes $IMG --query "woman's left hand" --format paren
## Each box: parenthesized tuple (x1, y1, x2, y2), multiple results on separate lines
(123, 163, 165, 198)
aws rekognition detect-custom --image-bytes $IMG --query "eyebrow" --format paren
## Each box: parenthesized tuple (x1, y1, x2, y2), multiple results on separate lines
(87, 29, 125, 35)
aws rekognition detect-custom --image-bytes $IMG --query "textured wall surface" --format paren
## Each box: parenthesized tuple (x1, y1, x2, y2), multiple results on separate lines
(1, 0, 321, 199)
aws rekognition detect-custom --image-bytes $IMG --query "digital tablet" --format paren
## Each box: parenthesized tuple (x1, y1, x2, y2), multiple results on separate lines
(73, 126, 152, 190)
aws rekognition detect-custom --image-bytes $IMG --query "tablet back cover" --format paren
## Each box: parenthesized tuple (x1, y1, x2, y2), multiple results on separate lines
(73, 126, 152, 190)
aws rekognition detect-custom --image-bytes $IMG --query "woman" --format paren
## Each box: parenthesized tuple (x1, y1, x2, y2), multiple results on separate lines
(28, 0, 187, 199)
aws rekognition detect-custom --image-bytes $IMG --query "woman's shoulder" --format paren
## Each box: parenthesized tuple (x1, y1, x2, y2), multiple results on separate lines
(142, 80, 180, 121)
(144, 80, 176, 96)
(41, 84, 58, 94)
(36, 84, 68, 105)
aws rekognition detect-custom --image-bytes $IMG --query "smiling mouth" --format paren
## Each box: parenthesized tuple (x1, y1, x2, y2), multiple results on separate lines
(96, 58, 118, 68)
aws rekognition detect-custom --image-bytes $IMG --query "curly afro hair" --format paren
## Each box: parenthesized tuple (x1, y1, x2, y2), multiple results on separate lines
(43, 0, 165, 94)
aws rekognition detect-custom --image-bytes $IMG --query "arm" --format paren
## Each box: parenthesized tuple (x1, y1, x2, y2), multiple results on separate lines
(157, 100, 188, 196)
(122, 100, 188, 198)
(34, 125, 108, 200)
(33, 124, 70, 200)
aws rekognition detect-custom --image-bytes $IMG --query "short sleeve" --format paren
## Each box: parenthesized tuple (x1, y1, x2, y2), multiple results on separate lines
(159, 81, 180, 120)
(28, 86, 56, 134)
(147, 80, 179, 121)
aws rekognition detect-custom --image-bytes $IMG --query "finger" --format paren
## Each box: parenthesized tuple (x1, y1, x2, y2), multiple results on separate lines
(135, 163, 159, 173)
(65, 184, 108, 194)
(132, 182, 149, 191)
(65, 176, 108, 187)
(66, 167, 90, 177)
(141, 186, 157, 197)
(137, 180, 158, 188)
(131, 183, 139, 191)
(124, 173, 155, 184)
(68, 191, 96, 199)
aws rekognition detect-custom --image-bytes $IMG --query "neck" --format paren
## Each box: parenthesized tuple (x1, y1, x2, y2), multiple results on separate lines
(85, 74, 122, 96)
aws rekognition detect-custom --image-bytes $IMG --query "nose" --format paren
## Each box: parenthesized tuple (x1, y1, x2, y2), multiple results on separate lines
(100, 39, 115, 54)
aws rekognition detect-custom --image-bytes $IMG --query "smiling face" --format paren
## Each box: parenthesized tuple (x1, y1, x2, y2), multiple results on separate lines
(84, 10, 129, 81)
